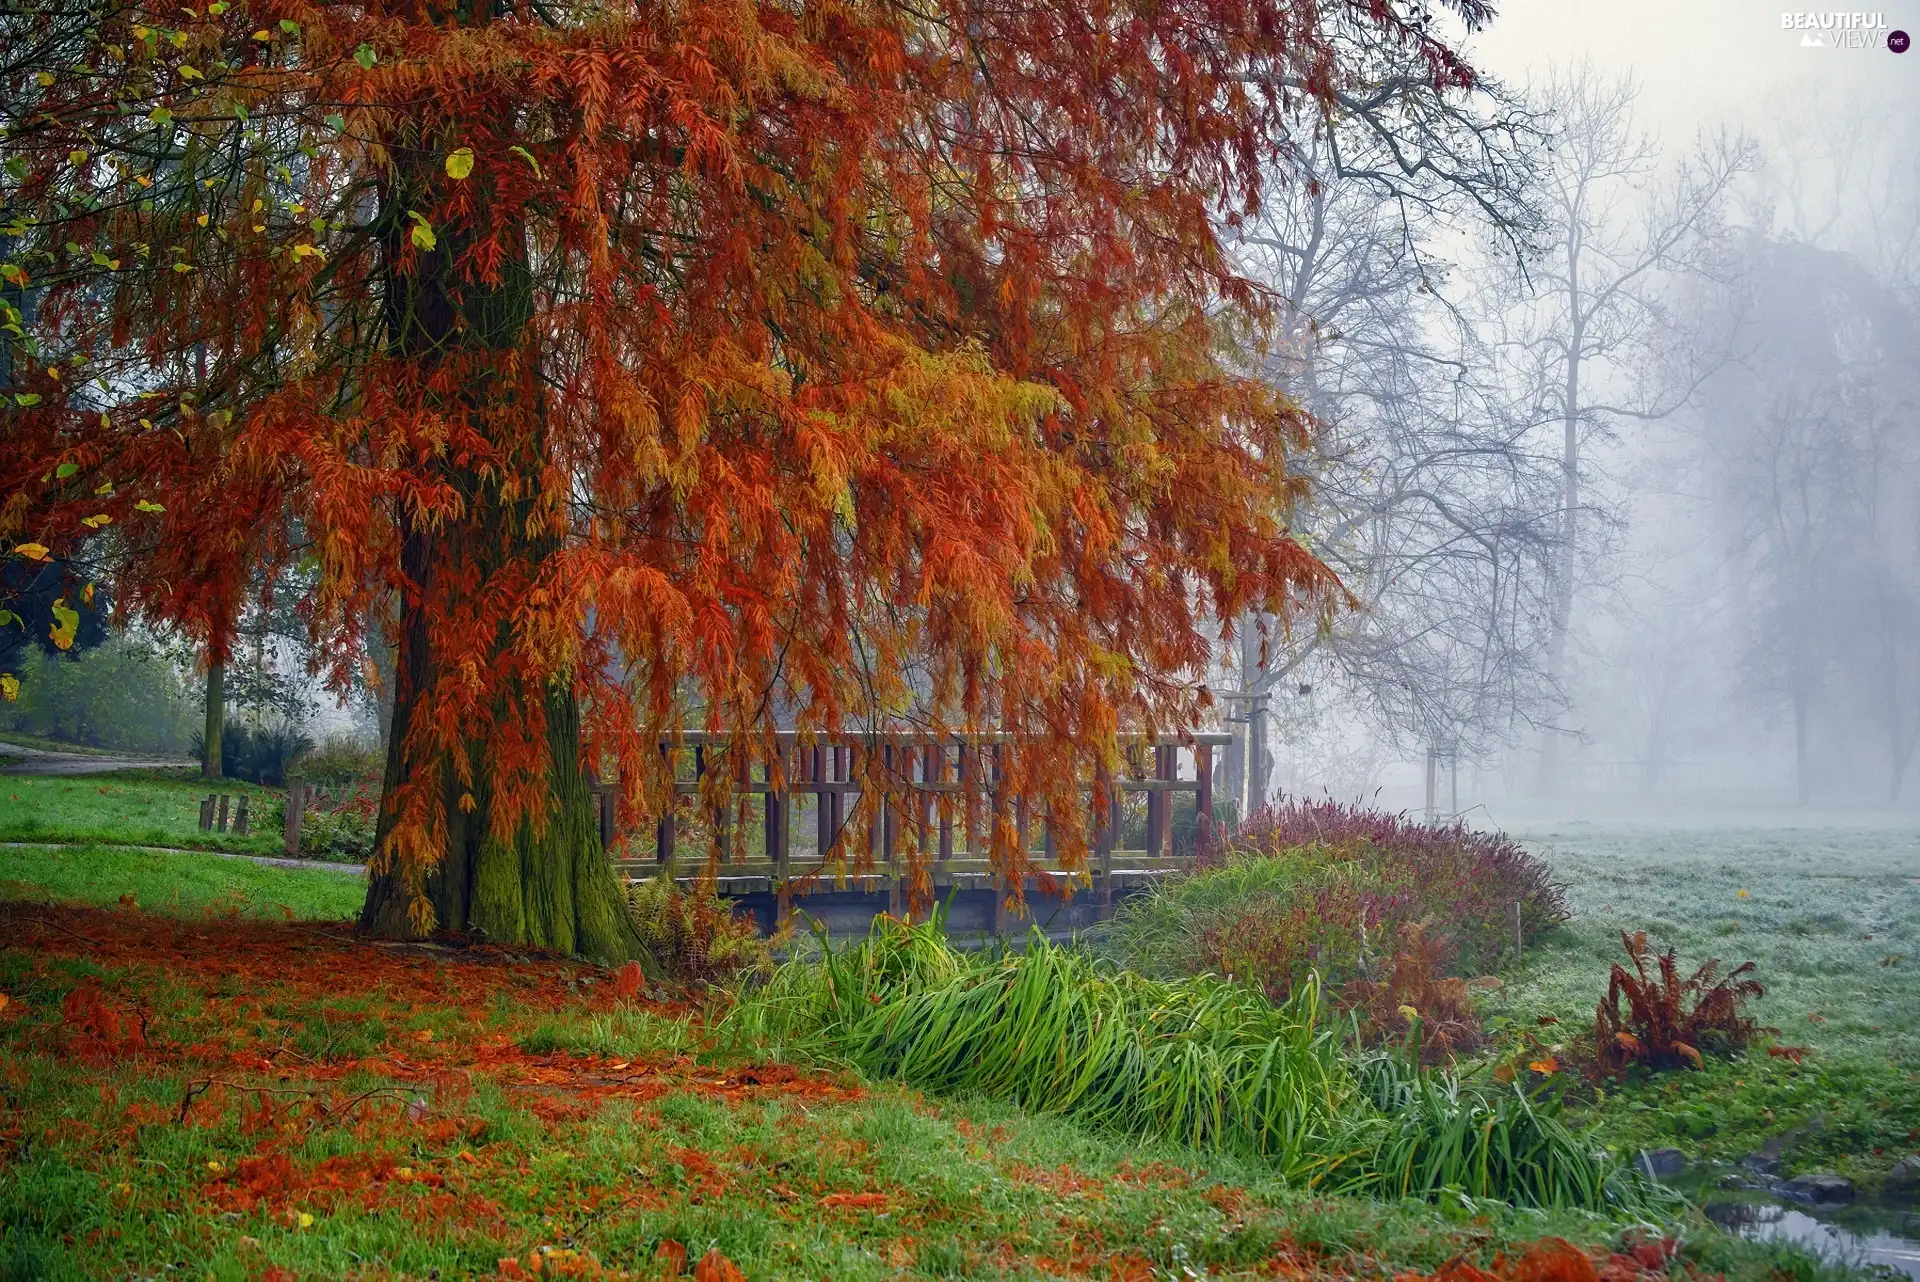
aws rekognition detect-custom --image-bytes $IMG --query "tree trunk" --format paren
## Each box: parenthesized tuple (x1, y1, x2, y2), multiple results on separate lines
(353, 134, 647, 968)
(202, 659, 224, 780)
(356, 517, 646, 965)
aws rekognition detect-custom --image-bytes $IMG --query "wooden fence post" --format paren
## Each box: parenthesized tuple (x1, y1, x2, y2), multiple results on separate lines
(768, 747, 791, 924)
(216, 794, 230, 833)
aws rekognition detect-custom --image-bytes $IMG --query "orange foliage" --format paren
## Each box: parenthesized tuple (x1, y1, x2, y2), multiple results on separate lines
(0, 0, 1493, 942)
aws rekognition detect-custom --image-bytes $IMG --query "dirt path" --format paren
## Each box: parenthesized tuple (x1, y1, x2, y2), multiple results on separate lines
(0, 741, 196, 776)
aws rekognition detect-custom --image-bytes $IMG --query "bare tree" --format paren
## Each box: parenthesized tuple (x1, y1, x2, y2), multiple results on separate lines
(1694, 237, 1920, 802)
(1488, 65, 1750, 793)
(1218, 64, 1562, 817)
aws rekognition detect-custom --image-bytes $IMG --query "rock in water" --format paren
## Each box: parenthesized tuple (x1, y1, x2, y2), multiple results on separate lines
(1886, 1154, 1920, 1191)
(1779, 1173, 1855, 1205)
(1638, 1148, 1687, 1178)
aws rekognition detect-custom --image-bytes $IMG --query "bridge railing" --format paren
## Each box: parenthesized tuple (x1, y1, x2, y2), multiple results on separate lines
(600, 732, 1228, 922)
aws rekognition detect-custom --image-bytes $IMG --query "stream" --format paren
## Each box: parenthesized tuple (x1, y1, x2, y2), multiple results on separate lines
(1690, 1180, 1920, 1278)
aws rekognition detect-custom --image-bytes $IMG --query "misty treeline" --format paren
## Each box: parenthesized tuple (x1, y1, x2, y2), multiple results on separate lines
(1214, 60, 1919, 811)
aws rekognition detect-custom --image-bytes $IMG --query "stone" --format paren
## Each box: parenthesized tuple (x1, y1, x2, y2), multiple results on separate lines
(1779, 1173, 1855, 1205)
(1887, 1154, 1920, 1191)
(1637, 1148, 1686, 1178)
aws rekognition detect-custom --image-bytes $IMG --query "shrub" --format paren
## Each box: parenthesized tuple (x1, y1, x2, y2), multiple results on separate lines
(1342, 923, 1483, 1064)
(1, 635, 195, 753)
(191, 722, 313, 786)
(625, 875, 771, 985)
(1097, 798, 1567, 1007)
(296, 731, 383, 788)
(1591, 930, 1766, 1074)
(296, 801, 377, 863)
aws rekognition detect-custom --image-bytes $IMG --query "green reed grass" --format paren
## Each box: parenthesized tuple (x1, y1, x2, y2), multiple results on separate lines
(724, 915, 1655, 1214)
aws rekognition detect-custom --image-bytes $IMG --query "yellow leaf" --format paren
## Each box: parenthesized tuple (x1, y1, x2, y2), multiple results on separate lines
(82, 583, 95, 604)
(1735, 888, 1750, 899)
(1, 264, 28, 287)
(0, 675, 18, 703)
(135, 500, 165, 512)
(80, 514, 112, 529)
(298, 1212, 313, 1229)
(12, 543, 50, 561)
(37, 71, 54, 86)
(445, 147, 475, 180)
(252, 28, 270, 39)
(178, 64, 203, 80)
(172, 262, 194, 272)
(407, 211, 436, 252)
(69, 150, 88, 166)
(1527, 1056, 1560, 1075)
(49, 599, 78, 650)
(196, 213, 209, 227)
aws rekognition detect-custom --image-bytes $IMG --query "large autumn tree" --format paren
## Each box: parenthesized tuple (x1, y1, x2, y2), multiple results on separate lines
(2, 0, 1488, 962)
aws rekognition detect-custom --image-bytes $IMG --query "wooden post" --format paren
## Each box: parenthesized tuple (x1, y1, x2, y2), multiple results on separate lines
(883, 743, 902, 918)
(200, 795, 214, 832)
(1093, 765, 1115, 918)
(233, 794, 250, 835)
(989, 744, 1008, 936)
(935, 743, 954, 877)
(768, 748, 791, 924)
(282, 777, 303, 856)
(1195, 744, 1214, 855)
(216, 794, 230, 833)
(814, 743, 831, 863)
(830, 744, 847, 851)
(1148, 744, 1174, 858)
(656, 743, 677, 870)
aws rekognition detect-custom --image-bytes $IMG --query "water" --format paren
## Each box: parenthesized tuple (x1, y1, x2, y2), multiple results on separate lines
(1702, 1196, 1920, 1279)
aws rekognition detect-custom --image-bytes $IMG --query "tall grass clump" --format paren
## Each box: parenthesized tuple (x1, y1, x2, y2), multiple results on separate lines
(725, 915, 1647, 1213)
(1095, 798, 1568, 1000)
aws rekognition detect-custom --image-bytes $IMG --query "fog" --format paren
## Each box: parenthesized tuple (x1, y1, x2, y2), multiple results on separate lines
(1230, 0, 1920, 820)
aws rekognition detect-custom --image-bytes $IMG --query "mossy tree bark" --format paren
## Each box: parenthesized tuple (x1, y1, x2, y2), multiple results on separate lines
(354, 145, 647, 968)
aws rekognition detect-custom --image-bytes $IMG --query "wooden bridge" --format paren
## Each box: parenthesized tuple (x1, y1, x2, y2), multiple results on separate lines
(598, 732, 1229, 938)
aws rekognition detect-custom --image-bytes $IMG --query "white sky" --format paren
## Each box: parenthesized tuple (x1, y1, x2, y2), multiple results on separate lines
(1462, 0, 1917, 146)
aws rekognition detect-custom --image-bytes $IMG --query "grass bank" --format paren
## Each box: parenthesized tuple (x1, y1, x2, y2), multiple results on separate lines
(1486, 814, 1920, 1185)
(0, 842, 364, 921)
(0, 768, 284, 856)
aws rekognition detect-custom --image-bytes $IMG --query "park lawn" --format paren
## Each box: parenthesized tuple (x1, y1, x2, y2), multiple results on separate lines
(1484, 818, 1920, 1185)
(0, 878, 1851, 1282)
(0, 768, 285, 856)
(0, 842, 365, 922)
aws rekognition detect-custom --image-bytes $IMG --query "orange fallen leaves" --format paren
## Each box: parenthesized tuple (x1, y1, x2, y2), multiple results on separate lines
(819, 1190, 889, 1210)
(692, 1248, 745, 1282)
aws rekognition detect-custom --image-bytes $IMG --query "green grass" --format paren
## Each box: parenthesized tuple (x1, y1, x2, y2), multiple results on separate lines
(0, 768, 284, 855)
(0, 842, 364, 921)
(0, 897, 1858, 1282)
(1483, 815, 1920, 1183)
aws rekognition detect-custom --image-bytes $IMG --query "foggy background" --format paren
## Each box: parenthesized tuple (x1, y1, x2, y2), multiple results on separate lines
(1222, 0, 1920, 821)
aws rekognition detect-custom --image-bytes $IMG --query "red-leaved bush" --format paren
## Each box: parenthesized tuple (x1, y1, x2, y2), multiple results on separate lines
(1222, 798, 1569, 970)
(1104, 798, 1567, 1020)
